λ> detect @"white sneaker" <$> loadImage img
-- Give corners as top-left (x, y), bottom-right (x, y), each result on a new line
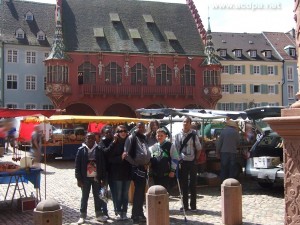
top-left (97, 215), bottom-right (108, 222)
top-left (77, 217), bottom-right (85, 224)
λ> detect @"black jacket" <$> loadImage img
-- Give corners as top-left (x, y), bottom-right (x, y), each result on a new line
top-left (75, 145), bottom-right (106, 183)
top-left (107, 138), bottom-right (131, 181)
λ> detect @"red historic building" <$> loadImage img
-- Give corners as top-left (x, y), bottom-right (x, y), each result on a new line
top-left (45, 0), bottom-right (222, 117)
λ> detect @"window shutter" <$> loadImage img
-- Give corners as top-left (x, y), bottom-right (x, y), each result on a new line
top-left (229, 84), bottom-right (234, 94)
top-left (262, 102), bottom-right (268, 106)
top-left (274, 66), bottom-right (278, 75)
top-left (217, 103), bottom-right (221, 110)
top-left (250, 65), bottom-right (253, 74)
top-left (230, 103), bottom-right (234, 110)
top-left (276, 102), bottom-right (279, 106)
top-left (242, 84), bottom-right (246, 93)
top-left (261, 65), bottom-right (266, 75)
top-left (242, 65), bottom-right (245, 74)
top-left (250, 84), bottom-right (254, 94)
top-left (229, 65), bottom-right (234, 74)
top-left (243, 103), bottom-right (247, 110)
top-left (261, 84), bottom-right (266, 94)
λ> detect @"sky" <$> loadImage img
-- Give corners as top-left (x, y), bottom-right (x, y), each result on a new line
top-left (28, 0), bottom-right (295, 33)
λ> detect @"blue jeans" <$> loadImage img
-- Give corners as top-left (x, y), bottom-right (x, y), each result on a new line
top-left (220, 152), bottom-right (237, 181)
top-left (80, 177), bottom-right (107, 218)
top-left (112, 180), bottom-right (131, 214)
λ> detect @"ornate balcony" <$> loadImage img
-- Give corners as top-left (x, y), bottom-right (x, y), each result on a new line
top-left (81, 84), bottom-right (195, 98)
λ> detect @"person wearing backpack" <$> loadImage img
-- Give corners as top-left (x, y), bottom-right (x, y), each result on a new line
top-left (124, 122), bottom-right (151, 225)
top-left (174, 116), bottom-right (202, 212)
top-left (149, 128), bottom-right (179, 192)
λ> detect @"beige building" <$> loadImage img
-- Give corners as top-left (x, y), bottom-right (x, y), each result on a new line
top-left (212, 32), bottom-right (283, 110)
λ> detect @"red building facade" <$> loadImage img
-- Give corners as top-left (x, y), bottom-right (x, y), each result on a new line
top-left (45, 0), bottom-right (222, 117)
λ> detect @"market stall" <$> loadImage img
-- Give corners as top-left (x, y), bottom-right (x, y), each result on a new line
top-left (21, 115), bottom-right (150, 160)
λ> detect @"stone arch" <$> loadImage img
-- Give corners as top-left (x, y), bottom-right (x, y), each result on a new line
top-left (103, 104), bottom-right (136, 117)
top-left (65, 103), bottom-right (96, 115)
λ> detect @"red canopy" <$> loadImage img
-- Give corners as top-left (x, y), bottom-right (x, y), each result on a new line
top-left (0, 108), bottom-right (56, 118)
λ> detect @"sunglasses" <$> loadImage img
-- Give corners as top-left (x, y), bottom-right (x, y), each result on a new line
top-left (117, 130), bottom-right (127, 133)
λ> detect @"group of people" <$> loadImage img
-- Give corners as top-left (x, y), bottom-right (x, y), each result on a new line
top-left (75, 116), bottom-right (203, 225)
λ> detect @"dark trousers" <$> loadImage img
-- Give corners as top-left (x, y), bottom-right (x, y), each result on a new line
top-left (220, 152), bottom-right (237, 181)
top-left (132, 167), bottom-right (146, 218)
top-left (179, 161), bottom-right (197, 210)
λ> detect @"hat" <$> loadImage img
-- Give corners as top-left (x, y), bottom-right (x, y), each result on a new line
top-left (226, 120), bottom-right (238, 128)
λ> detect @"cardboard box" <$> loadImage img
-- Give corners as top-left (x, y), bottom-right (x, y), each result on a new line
top-left (18, 197), bottom-right (36, 212)
top-left (253, 157), bottom-right (280, 169)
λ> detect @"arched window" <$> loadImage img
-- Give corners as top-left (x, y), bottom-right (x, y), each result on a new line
top-left (156, 64), bottom-right (172, 86)
top-left (78, 62), bottom-right (96, 84)
top-left (131, 63), bottom-right (147, 85)
top-left (180, 65), bottom-right (195, 86)
top-left (104, 62), bottom-right (122, 84)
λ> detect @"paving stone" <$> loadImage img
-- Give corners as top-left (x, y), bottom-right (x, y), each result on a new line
top-left (0, 150), bottom-right (284, 224)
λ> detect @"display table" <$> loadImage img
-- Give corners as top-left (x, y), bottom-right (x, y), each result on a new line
top-left (0, 168), bottom-right (42, 207)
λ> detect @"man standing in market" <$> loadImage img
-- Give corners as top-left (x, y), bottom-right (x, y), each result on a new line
top-left (75, 132), bottom-right (107, 224)
top-left (124, 122), bottom-right (151, 225)
top-left (174, 116), bottom-right (202, 212)
top-left (216, 120), bottom-right (240, 181)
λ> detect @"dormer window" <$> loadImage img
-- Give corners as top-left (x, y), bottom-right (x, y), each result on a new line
top-left (25, 11), bottom-right (34, 21)
top-left (219, 49), bottom-right (227, 57)
top-left (284, 45), bottom-right (296, 57)
top-left (37, 30), bottom-right (45, 41)
top-left (262, 50), bottom-right (272, 58)
top-left (15, 28), bottom-right (25, 39)
top-left (248, 50), bottom-right (257, 58)
top-left (233, 49), bottom-right (242, 58)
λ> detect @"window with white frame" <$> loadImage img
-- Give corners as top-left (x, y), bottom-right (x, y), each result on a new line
top-left (288, 85), bottom-right (294, 99)
top-left (234, 103), bottom-right (243, 111)
top-left (290, 48), bottom-right (296, 57)
top-left (25, 75), bottom-right (36, 90)
top-left (253, 66), bottom-right (260, 74)
top-left (44, 52), bottom-right (49, 59)
top-left (220, 103), bottom-right (231, 111)
top-left (15, 28), bottom-right (25, 39)
top-left (37, 31), bottom-right (45, 41)
top-left (6, 104), bottom-right (17, 109)
top-left (42, 105), bottom-right (54, 109)
top-left (287, 66), bottom-right (293, 80)
top-left (268, 85), bottom-right (275, 94)
top-left (221, 84), bottom-right (230, 93)
top-left (7, 75), bottom-right (17, 89)
top-left (268, 103), bottom-right (277, 106)
top-left (253, 85), bottom-right (260, 93)
top-left (222, 65), bottom-right (229, 74)
top-left (25, 11), bottom-right (34, 21)
top-left (234, 65), bottom-right (242, 74)
top-left (250, 50), bottom-right (257, 58)
top-left (25, 104), bottom-right (36, 109)
top-left (26, 51), bottom-right (36, 64)
top-left (234, 84), bottom-right (242, 93)
top-left (234, 50), bottom-right (242, 57)
top-left (267, 66), bottom-right (274, 75)
top-left (220, 49), bottom-right (227, 57)
top-left (7, 50), bottom-right (18, 63)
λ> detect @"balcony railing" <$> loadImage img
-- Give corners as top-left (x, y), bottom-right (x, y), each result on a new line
top-left (81, 84), bottom-right (195, 98)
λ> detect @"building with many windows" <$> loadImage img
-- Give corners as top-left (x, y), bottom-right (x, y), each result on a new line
top-left (0, 0), bottom-right (55, 109)
top-left (44, 0), bottom-right (222, 116)
top-left (263, 31), bottom-right (298, 106)
top-left (212, 32), bottom-right (283, 110)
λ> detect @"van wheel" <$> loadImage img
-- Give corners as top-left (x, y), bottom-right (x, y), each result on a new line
top-left (258, 182), bottom-right (274, 188)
